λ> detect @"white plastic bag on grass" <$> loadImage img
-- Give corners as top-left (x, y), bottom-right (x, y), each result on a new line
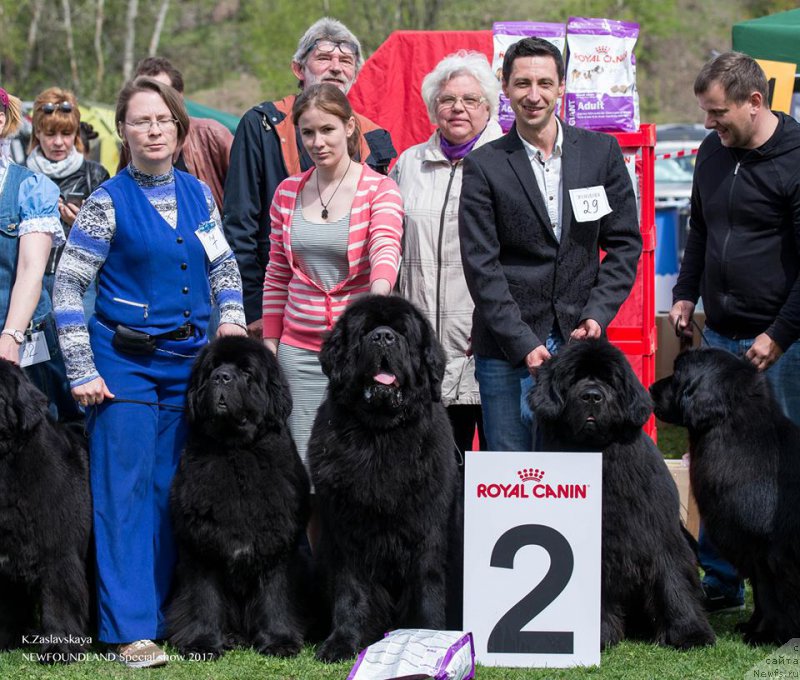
top-left (348, 629), bottom-right (475, 680)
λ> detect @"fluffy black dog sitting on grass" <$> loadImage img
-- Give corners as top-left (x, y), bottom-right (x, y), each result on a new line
top-left (529, 339), bottom-right (714, 650)
top-left (308, 296), bottom-right (459, 663)
top-left (0, 360), bottom-right (92, 663)
top-left (652, 348), bottom-right (800, 645)
top-left (168, 337), bottom-right (310, 659)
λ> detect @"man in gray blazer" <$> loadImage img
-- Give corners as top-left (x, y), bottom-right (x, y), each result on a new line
top-left (459, 37), bottom-right (642, 451)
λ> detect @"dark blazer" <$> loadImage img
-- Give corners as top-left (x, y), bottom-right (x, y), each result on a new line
top-left (459, 123), bottom-right (642, 366)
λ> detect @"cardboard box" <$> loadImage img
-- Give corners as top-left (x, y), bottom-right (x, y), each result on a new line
top-left (664, 458), bottom-right (700, 539)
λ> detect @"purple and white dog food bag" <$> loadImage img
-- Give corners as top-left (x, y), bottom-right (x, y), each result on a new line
top-left (348, 629), bottom-right (475, 680)
top-left (565, 17), bottom-right (640, 132)
top-left (492, 21), bottom-right (566, 133)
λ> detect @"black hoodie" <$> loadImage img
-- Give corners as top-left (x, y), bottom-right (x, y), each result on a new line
top-left (673, 112), bottom-right (800, 350)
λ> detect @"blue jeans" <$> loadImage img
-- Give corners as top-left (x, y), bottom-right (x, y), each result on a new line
top-left (697, 326), bottom-right (800, 599)
top-left (474, 330), bottom-right (563, 452)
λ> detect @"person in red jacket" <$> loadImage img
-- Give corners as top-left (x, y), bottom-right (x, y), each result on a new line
top-left (224, 17), bottom-right (397, 337)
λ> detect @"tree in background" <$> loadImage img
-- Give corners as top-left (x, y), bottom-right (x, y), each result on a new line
top-left (0, 0), bottom-right (794, 123)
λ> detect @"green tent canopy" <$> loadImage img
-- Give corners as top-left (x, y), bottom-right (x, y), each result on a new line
top-left (732, 9), bottom-right (800, 68)
top-left (185, 99), bottom-right (240, 133)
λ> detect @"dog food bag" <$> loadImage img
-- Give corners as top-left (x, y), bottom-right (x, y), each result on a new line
top-left (493, 21), bottom-right (566, 132)
top-left (348, 629), bottom-right (475, 680)
top-left (565, 16), bottom-right (640, 132)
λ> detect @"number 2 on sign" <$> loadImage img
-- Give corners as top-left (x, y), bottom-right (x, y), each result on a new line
top-left (487, 524), bottom-right (574, 654)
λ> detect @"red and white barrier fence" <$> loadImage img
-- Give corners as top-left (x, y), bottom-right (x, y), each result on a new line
top-left (655, 147), bottom-right (699, 161)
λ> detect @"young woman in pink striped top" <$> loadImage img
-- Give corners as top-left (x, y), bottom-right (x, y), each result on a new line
top-left (262, 83), bottom-right (403, 487)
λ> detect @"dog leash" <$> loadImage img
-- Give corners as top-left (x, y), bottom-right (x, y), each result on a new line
top-left (674, 316), bottom-right (710, 349)
top-left (82, 397), bottom-right (186, 412)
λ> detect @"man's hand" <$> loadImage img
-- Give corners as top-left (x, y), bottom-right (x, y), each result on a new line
top-left (246, 319), bottom-right (263, 340)
top-left (570, 318), bottom-right (602, 341)
top-left (746, 333), bottom-right (783, 371)
top-left (525, 345), bottom-right (551, 376)
top-left (669, 300), bottom-right (696, 341)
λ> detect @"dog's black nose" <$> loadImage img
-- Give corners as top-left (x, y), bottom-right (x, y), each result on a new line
top-left (580, 386), bottom-right (604, 404)
top-left (212, 368), bottom-right (234, 384)
top-left (369, 326), bottom-right (397, 345)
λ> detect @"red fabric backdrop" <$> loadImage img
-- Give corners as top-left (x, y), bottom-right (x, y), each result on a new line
top-left (348, 30), bottom-right (493, 158)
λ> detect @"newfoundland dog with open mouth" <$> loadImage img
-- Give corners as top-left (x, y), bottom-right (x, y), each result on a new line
top-left (529, 339), bottom-right (714, 650)
top-left (168, 336), bottom-right (310, 659)
top-left (308, 295), bottom-right (459, 663)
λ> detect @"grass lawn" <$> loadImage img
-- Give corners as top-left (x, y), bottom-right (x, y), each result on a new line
top-left (0, 604), bottom-right (778, 680)
top-left (2, 425), bottom-right (753, 679)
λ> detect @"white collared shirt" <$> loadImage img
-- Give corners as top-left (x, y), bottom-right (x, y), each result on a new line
top-left (520, 118), bottom-right (564, 242)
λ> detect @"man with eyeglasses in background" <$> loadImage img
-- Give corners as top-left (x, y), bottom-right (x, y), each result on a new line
top-left (223, 17), bottom-right (397, 338)
top-left (458, 37), bottom-right (641, 451)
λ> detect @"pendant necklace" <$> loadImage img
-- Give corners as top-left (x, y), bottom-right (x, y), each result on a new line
top-left (317, 157), bottom-right (352, 220)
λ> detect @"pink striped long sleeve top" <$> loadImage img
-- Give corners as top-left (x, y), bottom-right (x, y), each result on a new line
top-left (262, 165), bottom-right (404, 351)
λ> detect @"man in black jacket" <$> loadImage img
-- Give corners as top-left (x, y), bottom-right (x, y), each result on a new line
top-left (223, 17), bottom-right (396, 336)
top-left (458, 38), bottom-right (641, 452)
top-left (670, 51), bottom-right (800, 613)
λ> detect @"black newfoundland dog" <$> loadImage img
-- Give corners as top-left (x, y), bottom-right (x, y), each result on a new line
top-left (168, 336), bottom-right (310, 658)
top-left (308, 295), bottom-right (459, 663)
top-left (0, 360), bottom-right (92, 662)
top-left (529, 339), bottom-right (714, 650)
top-left (652, 348), bottom-right (800, 645)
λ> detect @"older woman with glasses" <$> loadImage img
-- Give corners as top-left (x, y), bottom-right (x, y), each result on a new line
top-left (53, 76), bottom-right (246, 668)
top-left (391, 51), bottom-right (502, 455)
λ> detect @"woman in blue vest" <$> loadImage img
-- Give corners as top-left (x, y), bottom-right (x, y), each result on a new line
top-left (53, 77), bottom-right (246, 669)
top-left (0, 88), bottom-right (64, 379)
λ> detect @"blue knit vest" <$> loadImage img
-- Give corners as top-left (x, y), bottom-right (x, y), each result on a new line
top-left (95, 169), bottom-right (211, 334)
top-left (0, 164), bottom-right (51, 327)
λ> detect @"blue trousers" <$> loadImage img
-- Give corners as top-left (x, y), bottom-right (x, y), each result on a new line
top-left (474, 330), bottom-right (564, 452)
top-left (87, 317), bottom-right (205, 643)
top-left (698, 326), bottom-right (800, 599)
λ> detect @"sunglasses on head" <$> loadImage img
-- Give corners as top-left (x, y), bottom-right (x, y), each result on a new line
top-left (308, 38), bottom-right (358, 57)
top-left (40, 101), bottom-right (74, 114)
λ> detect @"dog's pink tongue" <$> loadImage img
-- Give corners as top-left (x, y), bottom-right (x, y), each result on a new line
top-left (374, 372), bottom-right (396, 385)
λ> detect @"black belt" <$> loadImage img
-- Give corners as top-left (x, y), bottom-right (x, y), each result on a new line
top-left (152, 323), bottom-right (196, 341)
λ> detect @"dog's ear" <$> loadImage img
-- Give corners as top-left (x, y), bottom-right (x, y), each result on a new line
top-left (320, 311), bottom-right (358, 387)
top-left (186, 344), bottom-right (211, 425)
top-left (416, 312), bottom-right (445, 402)
top-left (262, 350), bottom-right (293, 422)
top-left (529, 359), bottom-right (566, 420)
top-left (679, 375), bottom-right (728, 430)
top-left (615, 361), bottom-right (653, 428)
top-left (14, 373), bottom-right (49, 432)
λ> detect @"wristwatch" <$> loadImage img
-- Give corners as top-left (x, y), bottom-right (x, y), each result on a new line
top-left (1, 329), bottom-right (24, 344)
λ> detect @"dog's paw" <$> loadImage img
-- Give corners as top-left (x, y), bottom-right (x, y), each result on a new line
top-left (174, 637), bottom-right (225, 661)
top-left (667, 623), bottom-right (716, 650)
top-left (743, 627), bottom-right (780, 646)
top-left (253, 632), bottom-right (302, 658)
top-left (315, 635), bottom-right (358, 664)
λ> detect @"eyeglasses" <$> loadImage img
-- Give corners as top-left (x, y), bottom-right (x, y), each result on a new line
top-left (436, 94), bottom-right (487, 111)
top-left (41, 101), bottom-right (74, 114)
top-left (124, 118), bottom-right (178, 133)
top-left (308, 38), bottom-right (358, 58)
